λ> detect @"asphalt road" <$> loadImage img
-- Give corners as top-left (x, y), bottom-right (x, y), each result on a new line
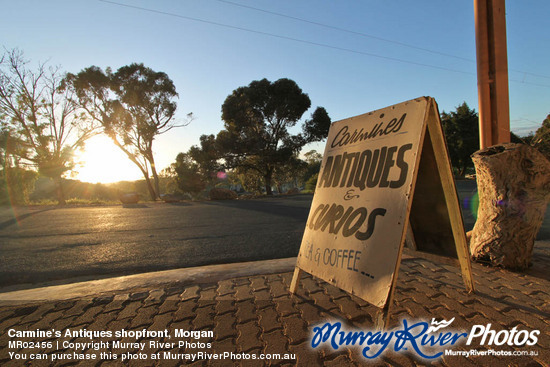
top-left (1, 181), bottom-right (549, 289)
top-left (0, 197), bottom-right (312, 288)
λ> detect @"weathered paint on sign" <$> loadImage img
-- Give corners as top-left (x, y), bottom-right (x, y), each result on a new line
top-left (296, 97), bottom-right (429, 307)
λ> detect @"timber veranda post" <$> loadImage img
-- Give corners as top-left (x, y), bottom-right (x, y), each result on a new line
top-left (474, 0), bottom-right (511, 147)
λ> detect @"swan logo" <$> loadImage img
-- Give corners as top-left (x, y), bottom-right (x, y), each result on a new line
top-left (427, 318), bottom-right (455, 333)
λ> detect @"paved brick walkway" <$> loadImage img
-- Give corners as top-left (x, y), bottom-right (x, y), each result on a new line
top-left (0, 244), bottom-right (549, 366)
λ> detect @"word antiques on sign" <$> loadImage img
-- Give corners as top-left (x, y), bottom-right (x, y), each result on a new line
top-left (291, 97), bottom-right (474, 328)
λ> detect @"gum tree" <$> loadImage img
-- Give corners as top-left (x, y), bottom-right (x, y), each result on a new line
top-left (440, 102), bottom-right (479, 177)
top-left (67, 63), bottom-right (190, 200)
top-left (0, 49), bottom-right (97, 204)
top-left (217, 78), bottom-right (331, 195)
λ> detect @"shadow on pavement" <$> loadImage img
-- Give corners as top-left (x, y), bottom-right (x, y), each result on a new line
top-left (524, 242), bottom-right (550, 282)
top-left (0, 207), bottom-right (56, 230)
top-left (202, 196), bottom-right (311, 222)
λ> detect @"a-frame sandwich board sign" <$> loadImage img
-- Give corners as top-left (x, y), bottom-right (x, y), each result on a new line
top-left (290, 97), bottom-right (474, 329)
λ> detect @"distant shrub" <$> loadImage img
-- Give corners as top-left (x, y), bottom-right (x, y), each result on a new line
top-left (29, 199), bottom-right (57, 206)
top-left (305, 173), bottom-right (318, 192)
top-left (160, 193), bottom-right (182, 203)
top-left (66, 198), bottom-right (116, 205)
top-left (285, 188), bottom-right (301, 195)
top-left (209, 188), bottom-right (237, 200)
top-left (238, 193), bottom-right (256, 200)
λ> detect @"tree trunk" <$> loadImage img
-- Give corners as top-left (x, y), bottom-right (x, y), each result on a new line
top-left (134, 163), bottom-right (156, 201)
top-left (54, 176), bottom-right (66, 206)
top-left (144, 176), bottom-right (157, 201)
top-left (459, 165), bottom-right (466, 178)
top-left (133, 162), bottom-right (156, 201)
top-left (148, 150), bottom-right (161, 200)
top-left (111, 138), bottom-right (157, 200)
top-left (469, 143), bottom-right (550, 270)
top-left (152, 168), bottom-right (160, 199)
top-left (264, 174), bottom-right (273, 196)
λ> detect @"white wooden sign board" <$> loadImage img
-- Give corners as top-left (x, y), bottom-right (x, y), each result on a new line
top-left (291, 97), bottom-right (474, 327)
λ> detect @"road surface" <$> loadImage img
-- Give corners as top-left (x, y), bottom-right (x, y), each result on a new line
top-left (1, 181), bottom-right (548, 289)
top-left (0, 197), bottom-right (311, 288)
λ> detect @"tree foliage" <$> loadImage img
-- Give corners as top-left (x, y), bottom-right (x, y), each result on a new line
top-left (302, 149), bottom-right (322, 184)
top-left (168, 135), bottom-right (222, 196)
top-left (441, 102), bottom-right (479, 177)
top-left (173, 152), bottom-right (206, 195)
top-left (303, 107), bottom-right (331, 143)
top-left (66, 63), bottom-right (189, 200)
top-left (272, 155), bottom-right (307, 193)
top-left (0, 127), bottom-right (37, 204)
top-left (305, 173), bottom-right (319, 192)
top-left (187, 134), bottom-right (221, 185)
top-left (232, 167), bottom-right (264, 194)
top-left (532, 114), bottom-right (550, 161)
top-left (216, 78), bottom-right (330, 195)
top-left (0, 49), bottom-right (97, 204)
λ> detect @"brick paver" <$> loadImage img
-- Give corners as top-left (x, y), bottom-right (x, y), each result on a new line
top-left (1, 244), bottom-right (549, 366)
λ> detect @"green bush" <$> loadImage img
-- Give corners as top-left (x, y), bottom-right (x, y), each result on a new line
top-left (209, 188), bottom-right (237, 200)
top-left (305, 173), bottom-right (318, 192)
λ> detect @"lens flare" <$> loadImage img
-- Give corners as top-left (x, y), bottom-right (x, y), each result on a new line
top-left (462, 191), bottom-right (480, 220)
top-left (469, 191), bottom-right (479, 220)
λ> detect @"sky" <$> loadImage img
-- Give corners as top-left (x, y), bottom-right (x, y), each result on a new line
top-left (2, 0), bottom-right (549, 183)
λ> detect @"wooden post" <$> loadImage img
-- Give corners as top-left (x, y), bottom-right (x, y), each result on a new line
top-left (474, 0), bottom-right (510, 148)
top-left (289, 267), bottom-right (303, 294)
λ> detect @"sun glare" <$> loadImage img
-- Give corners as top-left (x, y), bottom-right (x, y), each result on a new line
top-left (75, 135), bottom-right (142, 184)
